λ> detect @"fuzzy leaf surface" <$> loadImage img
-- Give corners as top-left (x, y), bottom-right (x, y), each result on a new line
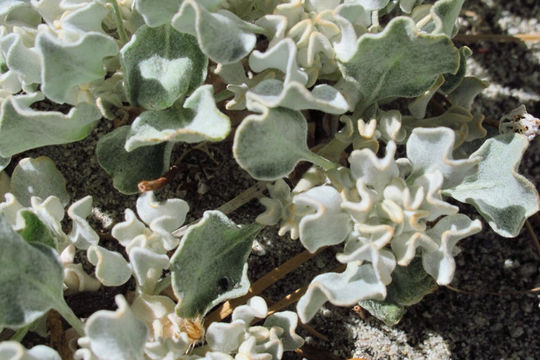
top-left (96, 126), bottom-right (173, 194)
top-left (171, 211), bottom-right (262, 317)
top-left (121, 24), bottom-right (207, 111)
top-left (339, 17), bottom-right (459, 105)
top-left (444, 134), bottom-right (540, 237)
top-left (172, 0), bottom-right (256, 64)
top-left (125, 85), bottom-right (230, 151)
top-left (0, 94), bottom-right (100, 158)
top-left (0, 215), bottom-right (65, 328)
top-left (233, 107), bottom-right (315, 180)
top-left (10, 156), bottom-right (69, 207)
top-left (37, 32), bottom-right (118, 104)
top-left (84, 295), bottom-right (147, 360)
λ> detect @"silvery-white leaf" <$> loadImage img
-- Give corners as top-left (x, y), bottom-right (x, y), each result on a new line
top-left (84, 295), bottom-right (147, 360)
top-left (129, 246), bottom-right (169, 293)
top-left (172, 0), bottom-right (256, 64)
top-left (67, 196), bottom-right (99, 250)
top-left (0, 93), bottom-right (100, 158)
top-left (263, 311), bottom-right (304, 351)
top-left (87, 245), bottom-right (132, 287)
top-left (249, 38), bottom-right (308, 85)
top-left (423, 214), bottom-right (481, 284)
top-left (124, 85), bottom-right (230, 151)
top-left (246, 79), bottom-right (348, 114)
top-left (135, 0), bottom-right (182, 26)
top-left (293, 186), bottom-right (351, 253)
top-left (444, 134), bottom-right (540, 237)
top-left (36, 31), bottom-right (118, 104)
top-left (297, 262), bottom-right (387, 323)
top-left (10, 156), bottom-right (69, 207)
top-left (349, 141), bottom-right (399, 193)
top-left (136, 191), bottom-right (188, 231)
top-left (0, 341), bottom-right (61, 360)
top-left (407, 127), bottom-right (480, 188)
top-left (111, 209), bottom-right (146, 248)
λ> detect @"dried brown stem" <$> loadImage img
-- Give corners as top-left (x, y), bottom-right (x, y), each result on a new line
top-left (454, 33), bottom-right (540, 43)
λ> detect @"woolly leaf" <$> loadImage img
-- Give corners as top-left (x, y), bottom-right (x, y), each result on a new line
top-left (10, 156), bottom-right (69, 207)
top-left (246, 79), bottom-right (349, 114)
top-left (171, 211), bottom-right (262, 318)
top-left (87, 245), bottom-right (132, 287)
top-left (84, 295), bottom-right (147, 360)
top-left (96, 126), bottom-right (173, 194)
top-left (37, 31), bottom-right (118, 104)
top-left (134, 0), bottom-right (182, 26)
top-left (407, 127), bottom-right (479, 188)
top-left (121, 24), bottom-right (207, 111)
top-left (0, 215), bottom-right (67, 329)
top-left (172, 0), bottom-right (256, 64)
top-left (444, 134), bottom-right (540, 237)
top-left (297, 262), bottom-right (388, 323)
top-left (125, 85), bottom-right (230, 151)
top-left (234, 107), bottom-right (327, 180)
top-left (0, 94), bottom-right (100, 158)
top-left (0, 342), bottom-right (61, 360)
top-left (440, 46), bottom-right (472, 94)
top-left (339, 17), bottom-right (459, 105)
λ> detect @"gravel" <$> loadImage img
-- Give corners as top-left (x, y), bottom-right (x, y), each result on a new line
top-left (11, 1), bottom-right (540, 359)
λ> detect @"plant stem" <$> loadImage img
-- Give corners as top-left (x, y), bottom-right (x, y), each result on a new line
top-left (154, 274), bottom-right (172, 295)
top-left (108, 0), bottom-right (128, 44)
top-left (214, 89), bottom-right (234, 103)
top-left (304, 151), bottom-right (340, 171)
top-left (10, 324), bottom-right (31, 342)
top-left (55, 301), bottom-right (85, 337)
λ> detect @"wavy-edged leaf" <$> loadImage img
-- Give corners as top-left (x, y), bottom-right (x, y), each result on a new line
top-left (0, 342), bottom-right (61, 360)
top-left (171, 211), bottom-right (262, 318)
top-left (96, 126), bottom-right (173, 194)
top-left (67, 196), bottom-right (99, 250)
top-left (0, 215), bottom-right (67, 329)
top-left (134, 0), bottom-right (182, 27)
top-left (444, 134), bottom-right (540, 237)
top-left (37, 31), bottom-right (118, 104)
top-left (125, 85), bottom-right (230, 151)
top-left (420, 0), bottom-right (464, 37)
top-left (10, 156), bottom-right (69, 207)
top-left (246, 79), bottom-right (349, 114)
top-left (0, 93), bottom-right (100, 158)
top-left (297, 262), bottom-right (388, 323)
top-left (234, 107), bottom-right (327, 180)
top-left (84, 295), bottom-right (147, 360)
top-left (440, 46), bottom-right (472, 95)
top-left (172, 0), bottom-right (256, 64)
top-left (120, 24), bottom-right (207, 111)
top-left (407, 127), bottom-right (480, 188)
top-left (87, 245), bottom-right (132, 287)
top-left (339, 17), bottom-right (459, 105)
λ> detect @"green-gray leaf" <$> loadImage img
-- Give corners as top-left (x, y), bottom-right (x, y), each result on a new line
top-left (0, 94), bottom-right (100, 158)
top-left (234, 107), bottom-right (330, 180)
top-left (19, 211), bottom-right (56, 249)
top-left (96, 126), bottom-right (173, 194)
top-left (339, 17), bottom-right (459, 105)
top-left (359, 258), bottom-right (437, 326)
top-left (120, 24), bottom-right (207, 111)
top-left (171, 211), bottom-right (262, 318)
top-left (444, 134), bottom-right (540, 237)
top-left (37, 32), bottom-right (118, 104)
top-left (0, 215), bottom-right (64, 328)
top-left (125, 85), bottom-right (230, 151)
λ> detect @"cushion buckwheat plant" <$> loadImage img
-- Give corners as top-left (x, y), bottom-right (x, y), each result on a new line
top-left (0, 0), bottom-right (538, 358)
